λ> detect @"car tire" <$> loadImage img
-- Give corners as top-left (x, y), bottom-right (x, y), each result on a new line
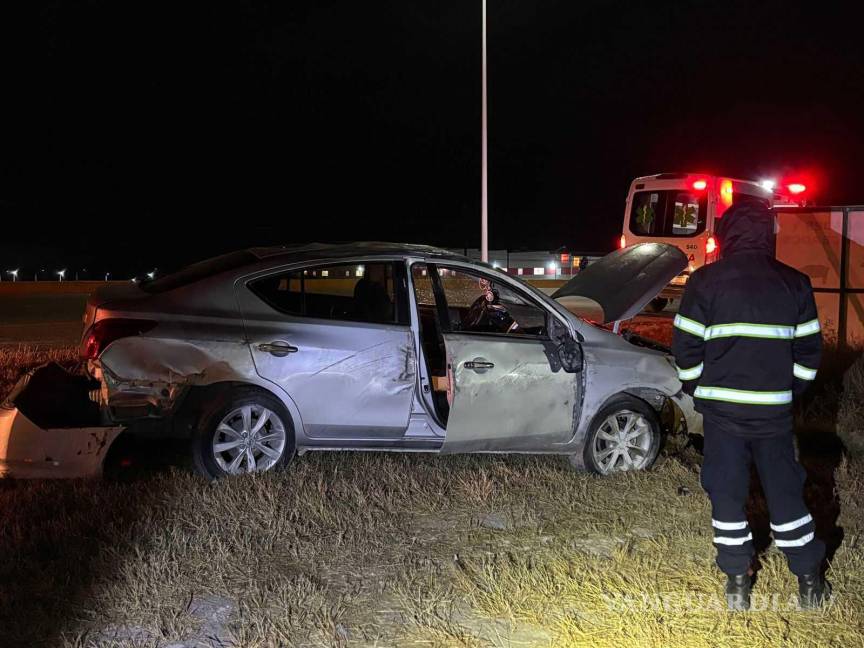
top-left (579, 395), bottom-right (662, 475)
top-left (191, 387), bottom-right (295, 479)
top-left (648, 297), bottom-right (668, 313)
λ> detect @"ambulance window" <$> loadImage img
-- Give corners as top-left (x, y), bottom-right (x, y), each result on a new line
top-left (632, 193), bottom-right (660, 235)
top-left (629, 190), bottom-right (707, 237)
top-left (672, 193), bottom-right (700, 234)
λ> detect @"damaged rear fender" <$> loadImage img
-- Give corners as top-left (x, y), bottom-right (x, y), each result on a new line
top-left (166, 380), bottom-right (305, 441)
top-left (94, 336), bottom-right (262, 417)
top-left (94, 337), bottom-right (308, 440)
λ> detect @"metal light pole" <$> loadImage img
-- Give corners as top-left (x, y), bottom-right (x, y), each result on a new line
top-left (480, 0), bottom-right (488, 262)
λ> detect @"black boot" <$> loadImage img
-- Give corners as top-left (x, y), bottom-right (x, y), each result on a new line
top-left (725, 574), bottom-right (751, 611)
top-left (798, 573), bottom-right (831, 609)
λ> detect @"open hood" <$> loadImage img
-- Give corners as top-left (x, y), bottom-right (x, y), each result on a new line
top-left (552, 243), bottom-right (687, 323)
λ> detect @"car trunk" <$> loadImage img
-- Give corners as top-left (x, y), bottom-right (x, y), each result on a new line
top-left (82, 283), bottom-right (149, 339)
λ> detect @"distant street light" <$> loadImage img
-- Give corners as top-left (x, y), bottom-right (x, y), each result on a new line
top-left (57, 269), bottom-right (66, 282)
top-left (105, 272), bottom-right (111, 281)
top-left (146, 270), bottom-right (156, 280)
top-left (6, 269), bottom-right (19, 282)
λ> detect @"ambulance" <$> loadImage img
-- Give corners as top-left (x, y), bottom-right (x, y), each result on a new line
top-left (620, 172), bottom-right (806, 310)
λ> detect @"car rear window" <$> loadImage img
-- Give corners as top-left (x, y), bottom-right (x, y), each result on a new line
top-left (249, 261), bottom-right (410, 325)
top-left (141, 250), bottom-right (257, 293)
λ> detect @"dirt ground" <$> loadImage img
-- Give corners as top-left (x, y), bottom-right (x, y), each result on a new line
top-left (1, 320), bottom-right (862, 646)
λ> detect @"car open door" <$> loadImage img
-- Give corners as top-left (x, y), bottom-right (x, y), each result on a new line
top-left (426, 264), bottom-right (581, 454)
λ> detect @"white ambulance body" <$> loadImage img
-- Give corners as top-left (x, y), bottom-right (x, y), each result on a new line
top-left (620, 172), bottom-right (801, 306)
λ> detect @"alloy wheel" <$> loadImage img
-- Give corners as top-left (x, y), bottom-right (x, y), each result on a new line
top-left (212, 405), bottom-right (287, 474)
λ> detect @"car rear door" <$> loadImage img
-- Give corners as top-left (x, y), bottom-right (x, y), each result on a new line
top-left (424, 264), bottom-right (580, 453)
top-left (235, 260), bottom-right (416, 440)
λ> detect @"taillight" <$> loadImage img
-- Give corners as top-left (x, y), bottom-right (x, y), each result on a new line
top-left (619, 234), bottom-right (627, 249)
top-left (788, 183), bottom-right (806, 195)
top-left (80, 318), bottom-right (157, 360)
top-left (706, 235), bottom-right (718, 255)
top-left (692, 179), bottom-right (707, 191)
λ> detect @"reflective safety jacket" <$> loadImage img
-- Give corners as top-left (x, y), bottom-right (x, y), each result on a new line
top-left (672, 201), bottom-right (822, 437)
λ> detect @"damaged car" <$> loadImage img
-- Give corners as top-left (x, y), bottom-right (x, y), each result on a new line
top-left (67, 242), bottom-right (700, 479)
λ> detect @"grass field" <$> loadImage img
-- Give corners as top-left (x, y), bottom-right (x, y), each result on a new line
top-left (1, 334), bottom-right (862, 646)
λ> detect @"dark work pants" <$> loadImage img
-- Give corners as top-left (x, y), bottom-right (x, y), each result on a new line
top-left (700, 416), bottom-right (826, 576)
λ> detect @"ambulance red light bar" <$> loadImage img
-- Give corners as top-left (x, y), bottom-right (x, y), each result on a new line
top-left (692, 179), bottom-right (708, 191)
top-left (787, 183), bottom-right (807, 195)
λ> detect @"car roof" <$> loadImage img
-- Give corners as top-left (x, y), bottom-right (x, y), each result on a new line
top-left (140, 243), bottom-right (477, 295)
top-left (248, 242), bottom-right (472, 264)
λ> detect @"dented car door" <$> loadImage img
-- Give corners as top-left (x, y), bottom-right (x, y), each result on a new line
top-left (236, 261), bottom-right (416, 440)
top-left (429, 265), bottom-right (580, 453)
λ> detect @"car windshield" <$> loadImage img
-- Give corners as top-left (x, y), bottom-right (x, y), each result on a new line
top-left (480, 266), bottom-right (582, 324)
top-left (630, 190), bottom-right (708, 237)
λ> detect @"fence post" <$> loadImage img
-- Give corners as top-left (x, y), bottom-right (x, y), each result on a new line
top-left (839, 207), bottom-right (850, 349)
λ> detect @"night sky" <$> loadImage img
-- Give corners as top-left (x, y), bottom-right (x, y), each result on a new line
top-left (3, 1), bottom-right (863, 277)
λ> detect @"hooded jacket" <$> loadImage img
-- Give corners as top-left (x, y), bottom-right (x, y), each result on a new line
top-left (671, 200), bottom-right (821, 436)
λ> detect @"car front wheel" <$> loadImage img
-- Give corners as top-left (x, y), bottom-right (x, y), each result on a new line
top-left (192, 388), bottom-right (295, 479)
top-left (581, 396), bottom-right (661, 475)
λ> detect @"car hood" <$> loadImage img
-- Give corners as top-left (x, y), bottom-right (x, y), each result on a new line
top-left (551, 243), bottom-right (687, 323)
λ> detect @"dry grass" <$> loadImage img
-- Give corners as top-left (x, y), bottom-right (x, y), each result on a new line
top-left (1, 339), bottom-right (863, 646)
top-left (1, 450), bottom-right (860, 647)
top-left (0, 344), bottom-right (79, 400)
top-left (838, 353), bottom-right (864, 456)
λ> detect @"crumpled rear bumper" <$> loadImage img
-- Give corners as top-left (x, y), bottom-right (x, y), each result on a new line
top-left (0, 407), bottom-right (122, 478)
top-left (0, 363), bottom-right (124, 479)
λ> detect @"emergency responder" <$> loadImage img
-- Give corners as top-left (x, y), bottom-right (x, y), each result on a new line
top-left (672, 200), bottom-right (828, 611)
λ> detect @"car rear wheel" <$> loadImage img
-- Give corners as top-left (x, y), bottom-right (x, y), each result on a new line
top-left (581, 396), bottom-right (661, 475)
top-left (191, 388), bottom-right (295, 479)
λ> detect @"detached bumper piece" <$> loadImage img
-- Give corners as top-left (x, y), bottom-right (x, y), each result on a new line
top-left (0, 363), bottom-right (123, 479)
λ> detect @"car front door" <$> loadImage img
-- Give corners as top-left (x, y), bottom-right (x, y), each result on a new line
top-left (236, 260), bottom-right (416, 440)
top-left (423, 264), bottom-right (581, 453)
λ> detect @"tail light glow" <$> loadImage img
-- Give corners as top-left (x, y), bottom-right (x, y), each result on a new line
top-left (619, 234), bottom-right (627, 249)
top-left (81, 318), bottom-right (157, 360)
top-left (706, 235), bottom-right (718, 255)
top-left (692, 179), bottom-right (707, 191)
top-left (720, 179), bottom-right (734, 209)
top-left (788, 183), bottom-right (807, 195)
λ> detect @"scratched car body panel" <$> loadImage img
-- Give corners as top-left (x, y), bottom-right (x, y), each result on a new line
top-left (441, 334), bottom-right (578, 453)
top-left (76, 242), bottom-right (701, 477)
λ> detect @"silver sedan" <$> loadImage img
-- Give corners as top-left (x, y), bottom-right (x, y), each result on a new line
top-left (80, 242), bottom-right (700, 478)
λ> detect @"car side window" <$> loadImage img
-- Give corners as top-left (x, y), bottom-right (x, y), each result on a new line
top-left (435, 266), bottom-right (548, 337)
top-left (250, 262), bottom-right (407, 325)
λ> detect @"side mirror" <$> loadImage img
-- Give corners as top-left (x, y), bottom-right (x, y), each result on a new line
top-left (550, 317), bottom-right (583, 374)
